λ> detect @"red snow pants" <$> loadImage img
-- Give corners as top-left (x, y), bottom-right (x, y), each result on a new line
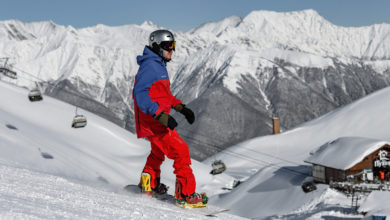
top-left (143, 129), bottom-right (196, 196)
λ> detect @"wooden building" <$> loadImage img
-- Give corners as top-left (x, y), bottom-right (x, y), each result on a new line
top-left (305, 137), bottom-right (390, 184)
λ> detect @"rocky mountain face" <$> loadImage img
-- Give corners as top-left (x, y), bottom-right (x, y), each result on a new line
top-left (1, 10), bottom-right (390, 160)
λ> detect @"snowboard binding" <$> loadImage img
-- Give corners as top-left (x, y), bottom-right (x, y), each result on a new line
top-left (174, 180), bottom-right (208, 208)
top-left (139, 172), bottom-right (168, 196)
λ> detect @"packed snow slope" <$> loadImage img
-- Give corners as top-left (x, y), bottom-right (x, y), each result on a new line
top-left (0, 80), bottom-right (241, 219)
top-left (0, 164), bottom-right (246, 220)
top-left (206, 85), bottom-right (390, 219)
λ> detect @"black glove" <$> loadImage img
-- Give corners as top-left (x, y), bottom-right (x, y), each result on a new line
top-left (174, 104), bottom-right (195, 124)
top-left (154, 112), bottom-right (177, 130)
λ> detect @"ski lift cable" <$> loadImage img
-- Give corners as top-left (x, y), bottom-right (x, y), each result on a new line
top-left (5, 66), bottom-right (87, 115)
top-left (14, 64), bottom-right (134, 114)
top-left (5, 70), bottom-right (54, 97)
top-left (178, 132), bottom-right (310, 178)
top-left (12, 66), bottom-right (64, 91)
top-left (183, 132), bottom-right (310, 177)
top-left (178, 132), bottom-right (306, 177)
top-left (185, 128), bottom-right (303, 167)
top-left (220, 149), bottom-right (310, 177)
top-left (9, 71), bottom-right (40, 84)
top-left (10, 65), bottom-right (128, 116)
top-left (12, 66), bottom-right (57, 86)
top-left (12, 67), bottom-right (87, 100)
top-left (7, 62), bottom-right (309, 177)
top-left (213, 143), bottom-right (310, 177)
top-left (178, 127), bottom-right (303, 167)
top-left (12, 66), bottom-right (44, 82)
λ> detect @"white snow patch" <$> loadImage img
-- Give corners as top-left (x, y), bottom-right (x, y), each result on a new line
top-left (359, 191), bottom-right (390, 217)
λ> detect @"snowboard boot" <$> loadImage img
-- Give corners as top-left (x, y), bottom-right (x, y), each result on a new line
top-left (174, 180), bottom-right (208, 208)
top-left (139, 172), bottom-right (168, 196)
top-left (152, 177), bottom-right (168, 195)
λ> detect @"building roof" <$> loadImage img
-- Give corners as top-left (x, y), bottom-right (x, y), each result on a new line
top-left (304, 136), bottom-right (389, 170)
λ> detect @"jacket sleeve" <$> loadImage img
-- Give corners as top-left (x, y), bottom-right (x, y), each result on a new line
top-left (171, 95), bottom-right (182, 107)
top-left (133, 65), bottom-right (161, 116)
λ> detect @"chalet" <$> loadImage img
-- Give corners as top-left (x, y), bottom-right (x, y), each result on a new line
top-left (304, 137), bottom-right (390, 184)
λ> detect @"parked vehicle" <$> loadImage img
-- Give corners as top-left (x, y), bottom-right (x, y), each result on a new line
top-left (301, 177), bottom-right (317, 193)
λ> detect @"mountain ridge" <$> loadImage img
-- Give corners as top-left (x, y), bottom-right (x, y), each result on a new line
top-left (1, 9), bottom-right (390, 159)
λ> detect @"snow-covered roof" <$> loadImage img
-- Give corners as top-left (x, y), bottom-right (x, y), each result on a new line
top-left (304, 137), bottom-right (390, 170)
top-left (359, 191), bottom-right (390, 217)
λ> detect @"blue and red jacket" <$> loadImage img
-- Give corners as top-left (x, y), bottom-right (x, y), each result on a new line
top-left (133, 46), bottom-right (182, 138)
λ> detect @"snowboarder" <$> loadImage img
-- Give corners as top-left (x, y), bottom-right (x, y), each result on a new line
top-left (132, 29), bottom-right (207, 207)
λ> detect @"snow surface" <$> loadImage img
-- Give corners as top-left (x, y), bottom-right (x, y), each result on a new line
top-left (0, 164), bottom-right (245, 220)
top-left (1, 63), bottom-right (389, 219)
top-left (206, 84), bottom-right (390, 218)
top-left (359, 191), bottom-right (390, 218)
top-left (305, 136), bottom-right (390, 170)
top-left (0, 80), bottom-right (241, 219)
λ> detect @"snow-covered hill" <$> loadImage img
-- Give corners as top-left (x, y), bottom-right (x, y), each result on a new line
top-left (206, 81), bottom-right (390, 218)
top-left (1, 63), bottom-right (390, 218)
top-left (1, 10), bottom-right (390, 160)
top-left (0, 80), bottom-right (241, 219)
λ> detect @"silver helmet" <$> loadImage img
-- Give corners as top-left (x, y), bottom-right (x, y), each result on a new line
top-left (149, 30), bottom-right (175, 48)
top-left (149, 30), bottom-right (175, 61)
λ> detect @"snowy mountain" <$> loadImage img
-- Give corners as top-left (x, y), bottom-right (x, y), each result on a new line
top-left (1, 9), bottom-right (390, 160)
top-left (171, 10), bottom-right (390, 159)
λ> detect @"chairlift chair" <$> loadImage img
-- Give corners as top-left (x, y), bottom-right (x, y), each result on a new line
top-left (72, 114), bottom-right (87, 128)
top-left (28, 88), bottom-right (43, 101)
top-left (210, 160), bottom-right (226, 175)
top-left (71, 107), bottom-right (87, 128)
top-left (0, 67), bottom-right (17, 79)
top-left (0, 58), bottom-right (17, 79)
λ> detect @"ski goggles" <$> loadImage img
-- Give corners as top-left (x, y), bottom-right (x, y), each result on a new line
top-left (160, 41), bottom-right (175, 51)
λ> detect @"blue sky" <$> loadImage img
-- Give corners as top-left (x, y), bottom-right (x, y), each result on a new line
top-left (0, 0), bottom-right (389, 31)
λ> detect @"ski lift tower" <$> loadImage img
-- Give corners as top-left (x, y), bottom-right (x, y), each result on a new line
top-left (0, 57), bottom-right (17, 79)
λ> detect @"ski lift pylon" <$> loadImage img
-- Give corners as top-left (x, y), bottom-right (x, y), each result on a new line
top-left (71, 107), bottom-right (87, 128)
top-left (210, 160), bottom-right (226, 175)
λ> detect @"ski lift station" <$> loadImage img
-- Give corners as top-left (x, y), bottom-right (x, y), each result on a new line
top-left (305, 137), bottom-right (390, 185)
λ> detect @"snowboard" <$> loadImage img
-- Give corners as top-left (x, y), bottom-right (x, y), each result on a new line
top-left (123, 184), bottom-right (175, 202)
top-left (123, 184), bottom-right (229, 217)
